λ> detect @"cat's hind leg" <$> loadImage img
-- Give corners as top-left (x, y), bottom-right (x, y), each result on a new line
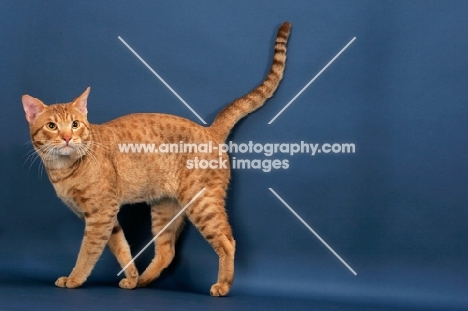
top-left (182, 186), bottom-right (235, 297)
top-left (137, 199), bottom-right (184, 287)
top-left (107, 220), bottom-right (139, 289)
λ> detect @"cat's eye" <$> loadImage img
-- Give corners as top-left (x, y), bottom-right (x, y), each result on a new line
top-left (46, 122), bottom-right (57, 130)
top-left (72, 120), bottom-right (79, 129)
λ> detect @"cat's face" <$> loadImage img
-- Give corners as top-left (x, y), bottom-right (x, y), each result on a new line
top-left (22, 88), bottom-right (92, 161)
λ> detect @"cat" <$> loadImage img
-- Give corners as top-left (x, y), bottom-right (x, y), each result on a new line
top-left (21, 22), bottom-right (290, 296)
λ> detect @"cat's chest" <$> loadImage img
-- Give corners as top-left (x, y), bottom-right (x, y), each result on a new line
top-left (53, 183), bottom-right (85, 219)
top-left (64, 197), bottom-right (84, 219)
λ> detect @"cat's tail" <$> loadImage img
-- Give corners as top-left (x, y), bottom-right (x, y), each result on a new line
top-left (210, 22), bottom-right (291, 141)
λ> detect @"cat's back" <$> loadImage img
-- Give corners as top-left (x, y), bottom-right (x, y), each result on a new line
top-left (101, 113), bottom-right (216, 144)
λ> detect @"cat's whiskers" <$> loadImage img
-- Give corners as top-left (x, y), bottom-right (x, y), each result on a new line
top-left (23, 140), bottom-right (56, 178)
top-left (24, 145), bottom-right (41, 162)
top-left (69, 141), bottom-right (105, 171)
top-left (38, 143), bottom-right (57, 177)
top-left (26, 136), bottom-right (105, 174)
top-left (77, 142), bottom-right (102, 173)
top-left (86, 139), bottom-right (110, 151)
top-left (24, 150), bottom-right (44, 177)
top-left (88, 130), bottom-right (112, 151)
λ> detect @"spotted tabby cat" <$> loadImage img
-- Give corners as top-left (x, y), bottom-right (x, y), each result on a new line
top-left (22, 22), bottom-right (290, 296)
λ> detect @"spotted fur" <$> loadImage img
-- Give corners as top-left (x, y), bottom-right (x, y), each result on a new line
top-left (22, 22), bottom-right (290, 296)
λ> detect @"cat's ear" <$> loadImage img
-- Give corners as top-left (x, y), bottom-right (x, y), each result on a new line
top-left (22, 95), bottom-right (47, 124)
top-left (71, 87), bottom-right (90, 115)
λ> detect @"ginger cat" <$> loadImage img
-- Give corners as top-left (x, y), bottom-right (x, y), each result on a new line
top-left (21, 22), bottom-right (290, 296)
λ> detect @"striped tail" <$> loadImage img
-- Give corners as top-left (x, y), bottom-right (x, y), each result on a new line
top-left (210, 22), bottom-right (291, 141)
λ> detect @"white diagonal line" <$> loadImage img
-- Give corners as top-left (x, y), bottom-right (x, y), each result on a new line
top-left (118, 36), bottom-right (207, 124)
top-left (268, 37), bottom-right (356, 124)
top-left (117, 188), bottom-right (206, 276)
top-left (268, 188), bottom-right (357, 275)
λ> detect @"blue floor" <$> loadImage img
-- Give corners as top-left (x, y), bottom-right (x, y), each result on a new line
top-left (1, 233), bottom-right (467, 310)
top-left (2, 264), bottom-right (467, 311)
top-left (0, 279), bottom-right (437, 311)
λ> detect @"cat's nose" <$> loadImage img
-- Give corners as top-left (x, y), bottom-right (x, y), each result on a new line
top-left (63, 136), bottom-right (72, 144)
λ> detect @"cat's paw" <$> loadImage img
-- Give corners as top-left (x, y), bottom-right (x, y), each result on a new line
top-left (210, 282), bottom-right (231, 297)
top-left (119, 278), bottom-right (137, 290)
top-left (55, 276), bottom-right (83, 288)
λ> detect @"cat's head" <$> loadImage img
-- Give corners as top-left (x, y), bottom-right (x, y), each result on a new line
top-left (22, 87), bottom-right (92, 162)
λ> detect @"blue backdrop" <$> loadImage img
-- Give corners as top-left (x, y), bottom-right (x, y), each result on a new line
top-left (1, 1), bottom-right (467, 310)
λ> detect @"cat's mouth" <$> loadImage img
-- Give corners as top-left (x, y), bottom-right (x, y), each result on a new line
top-left (57, 145), bottom-right (75, 156)
top-left (57, 145), bottom-right (76, 156)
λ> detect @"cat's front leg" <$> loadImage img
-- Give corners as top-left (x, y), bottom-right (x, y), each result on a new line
top-left (55, 202), bottom-right (118, 289)
top-left (107, 220), bottom-right (139, 289)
